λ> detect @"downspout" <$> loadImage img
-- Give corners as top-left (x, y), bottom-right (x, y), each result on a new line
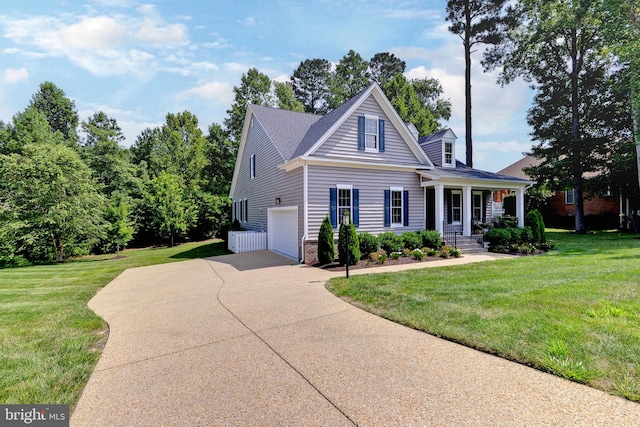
top-left (300, 163), bottom-right (309, 263)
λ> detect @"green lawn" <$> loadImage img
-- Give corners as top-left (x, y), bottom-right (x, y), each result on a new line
top-left (327, 230), bottom-right (640, 402)
top-left (0, 240), bottom-right (230, 408)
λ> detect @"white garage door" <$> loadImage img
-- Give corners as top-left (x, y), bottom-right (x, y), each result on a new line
top-left (268, 207), bottom-right (298, 260)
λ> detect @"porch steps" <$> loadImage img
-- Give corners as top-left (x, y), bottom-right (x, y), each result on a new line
top-left (444, 234), bottom-right (488, 254)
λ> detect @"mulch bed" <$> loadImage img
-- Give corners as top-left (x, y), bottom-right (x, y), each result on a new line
top-left (315, 255), bottom-right (454, 272)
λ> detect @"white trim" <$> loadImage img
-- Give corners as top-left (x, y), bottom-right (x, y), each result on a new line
top-left (451, 190), bottom-right (462, 225)
top-left (390, 186), bottom-right (404, 227)
top-left (302, 84), bottom-right (433, 167)
top-left (267, 206), bottom-right (299, 260)
top-left (303, 164), bottom-right (309, 240)
top-left (280, 156), bottom-right (432, 173)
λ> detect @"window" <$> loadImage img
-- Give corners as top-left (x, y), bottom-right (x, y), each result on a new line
top-left (250, 154), bottom-right (256, 179)
top-left (338, 186), bottom-right (352, 221)
top-left (444, 142), bottom-right (453, 166)
top-left (365, 117), bottom-right (378, 150)
top-left (358, 116), bottom-right (385, 152)
top-left (565, 188), bottom-right (575, 204)
top-left (385, 188), bottom-right (409, 227)
top-left (391, 188), bottom-right (403, 225)
top-left (330, 186), bottom-right (359, 227)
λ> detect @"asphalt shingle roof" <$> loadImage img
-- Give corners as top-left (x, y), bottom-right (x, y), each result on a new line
top-left (420, 166), bottom-right (533, 183)
top-left (249, 104), bottom-right (322, 160)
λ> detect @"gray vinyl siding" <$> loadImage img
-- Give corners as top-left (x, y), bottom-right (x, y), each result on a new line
top-left (307, 164), bottom-right (424, 239)
top-left (231, 114), bottom-right (304, 256)
top-left (312, 98), bottom-right (422, 165)
top-left (420, 141), bottom-right (442, 166)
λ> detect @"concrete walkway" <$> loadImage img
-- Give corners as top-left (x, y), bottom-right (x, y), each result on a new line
top-left (72, 252), bottom-right (640, 426)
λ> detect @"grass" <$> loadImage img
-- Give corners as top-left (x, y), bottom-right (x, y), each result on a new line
top-left (0, 240), bottom-right (230, 408)
top-left (327, 230), bottom-right (640, 402)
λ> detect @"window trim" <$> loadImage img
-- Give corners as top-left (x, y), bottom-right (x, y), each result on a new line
top-left (390, 186), bottom-right (403, 227)
top-left (337, 184), bottom-right (353, 223)
top-left (364, 114), bottom-right (379, 152)
top-left (443, 141), bottom-right (454, 167)
top-left (565, 188), bottom-right (575, 205)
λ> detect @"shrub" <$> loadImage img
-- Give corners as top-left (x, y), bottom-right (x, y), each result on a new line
top-left (439, 245), bottom-right (453, 258)
top-left (449, 247), bottom-right (462, 258)
top-left (358, 232), bottom-right (379, 259)
top-left (402, 248), bottom-right (412, 257)
top-left (423, 247), bottom-right (438, 257)
top-left (526, 209), bottom-right (546, 243)
top-left (379, 232), bottom-right (403, 253)
top-left (412, 249), bottom-right (425, 260)
top-left (338, 218), bottom-right (360, 266)
top-left (535, 209), bottom-right (546, 243)
top-left (485, 228), bottom-right (512, 248)
top-left (390, 252), bottom-right (402, 260)
top-left (400, 231), bottom-right (422, 250)
top-left (369, 250), bottom-right (387, 264)
top-left (317, 215), bottom-right (335, 264)
top-left (493, 215), bottom-right (518, 229)
top-left (419, 230), bottom-right (442, 249)
top-left (514, 227), bottom-right (533, 244)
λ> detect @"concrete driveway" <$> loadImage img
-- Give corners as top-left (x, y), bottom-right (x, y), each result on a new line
top-left (72, 251), bottom-right (640, 426)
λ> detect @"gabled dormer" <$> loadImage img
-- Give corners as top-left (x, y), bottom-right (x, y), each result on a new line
top-left (418, 129), bottom-right (457, 168)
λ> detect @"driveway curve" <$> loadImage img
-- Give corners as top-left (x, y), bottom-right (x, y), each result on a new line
top-left (72, 251), bottom-right (640, 426)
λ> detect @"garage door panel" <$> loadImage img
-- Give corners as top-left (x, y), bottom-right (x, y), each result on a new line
top-left (268, 207), bottom-right (298, 260)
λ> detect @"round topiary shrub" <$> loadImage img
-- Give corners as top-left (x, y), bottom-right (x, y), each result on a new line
top-left (400, 231), bottom-right (422, 250)
top-left (378, 232), bottom-right (403, 253)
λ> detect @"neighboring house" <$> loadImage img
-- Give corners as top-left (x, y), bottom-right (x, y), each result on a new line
top-left (498, 155), bottom-right (630, 229)
top-left (229, 83), bottom-right (533, 262)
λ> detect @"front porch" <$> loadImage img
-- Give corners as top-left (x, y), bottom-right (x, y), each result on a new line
top-left (418, 169), bottom-right (532, 239)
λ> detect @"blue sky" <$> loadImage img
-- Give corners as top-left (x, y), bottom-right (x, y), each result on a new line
top-left (0, 0), bottom-right (534, 172)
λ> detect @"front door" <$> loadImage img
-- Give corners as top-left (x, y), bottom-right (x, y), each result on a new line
top-left (451, 190), bottom-right (462, 225)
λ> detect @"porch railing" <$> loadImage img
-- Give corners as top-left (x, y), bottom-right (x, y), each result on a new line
top-left (442, 222), bottom-right (461, 249)
top-left (472, 219), bottom-right (489, 246)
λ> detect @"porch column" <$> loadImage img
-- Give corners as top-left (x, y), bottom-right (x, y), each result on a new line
top-left (463, 185), bottom-right (472, 236)
top-left (434, 183), bottom-right (444, 236)
top-left (516, 187), bottom-right (525, 227)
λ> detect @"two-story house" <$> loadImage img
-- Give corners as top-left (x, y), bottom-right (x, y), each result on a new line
top-left (229, 83), bottom-right (532, 262)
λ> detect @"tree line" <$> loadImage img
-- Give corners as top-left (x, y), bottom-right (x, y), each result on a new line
top-left (446, 0), bottom-right (639, 233)
top-left (0, 50), bottom-right (452, 266)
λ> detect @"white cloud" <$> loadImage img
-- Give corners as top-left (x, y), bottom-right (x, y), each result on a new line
top-left (135, 5), bottom-right (188, 45)
top-left (59, 16), bottom-right (128, 50)
top-left (2, 68), bottom-right (28, 84)
top-left (177, 81), bottom-right (233, 103)
top-left (238, 16), bottom-right (256, 26)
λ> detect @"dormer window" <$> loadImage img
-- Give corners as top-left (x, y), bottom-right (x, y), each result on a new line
top-left (444, 141), bottom-right (453, 167)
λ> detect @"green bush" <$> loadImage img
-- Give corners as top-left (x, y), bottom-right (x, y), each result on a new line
top-left (493, 215), bottom-right (518, 229)
top-left (318, 215), bottom-right (335, 264)
top-left (535, 209), bottom-right (546, 243)
top-left (514, 227), bottom-right (533, 244)
top-left (418, 230), bottom-right (442, 249)
top-left (526, 209), bottom-right (546, 243)
top-left (370, 249), bottom-right (387, 264)
top-left (379, 232), bottom-right (403, 253)
top-left (400, 231), bottom-right (422, 250)
top-left (390, 251), bottom-right (401, 260)
top-left (338, 220), bottom-right (360, 266)
top-left (412, 249), bottom-right (425, 260)
top-left (485, 228), bottom-right (512, 247)
top-left (358, 232), bottom-right (379, 259)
